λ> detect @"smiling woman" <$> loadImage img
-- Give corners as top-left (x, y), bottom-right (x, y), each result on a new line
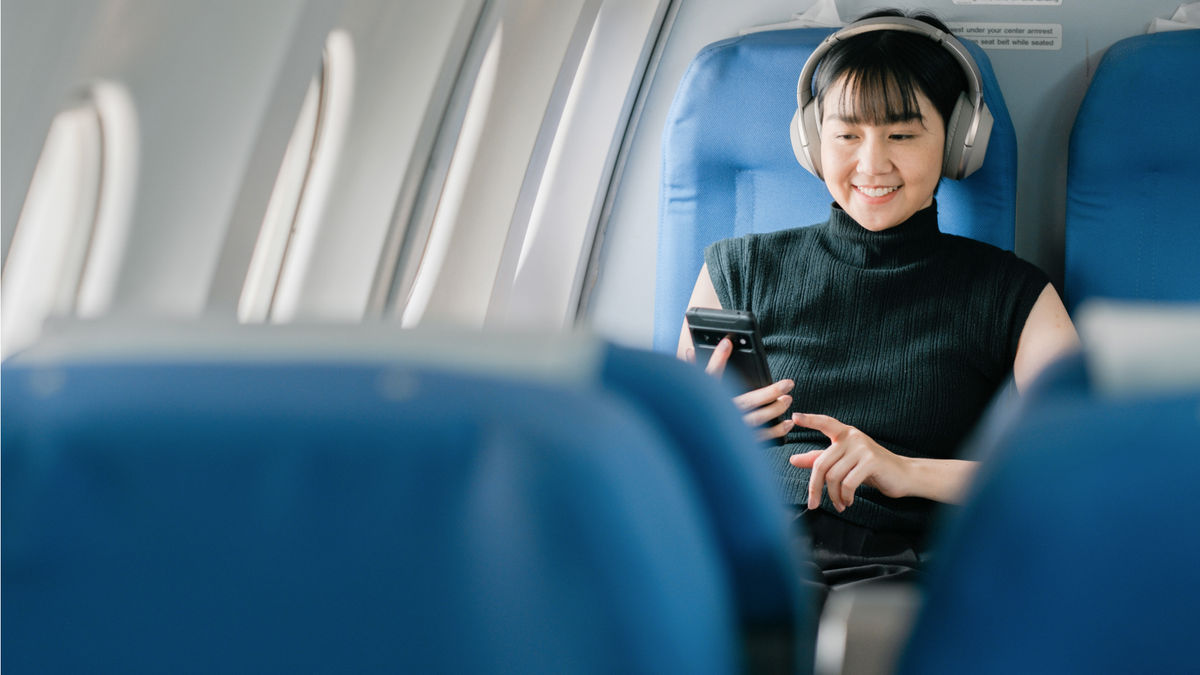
top-left (678, 9), bottom-right (1079, 594)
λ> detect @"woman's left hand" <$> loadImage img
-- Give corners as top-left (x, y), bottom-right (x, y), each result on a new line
top-left (788, 412), bottom-right (911, 512)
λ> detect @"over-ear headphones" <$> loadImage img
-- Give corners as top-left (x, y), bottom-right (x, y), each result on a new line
top-left (789, 16), bottom-right (993, 180)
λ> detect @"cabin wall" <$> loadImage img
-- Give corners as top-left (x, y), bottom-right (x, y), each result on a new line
top-left (589, 0), bottom-right (1185, 348)
top-left (3, 0), bottom-right (659, 336)
top-left (1, 0), bottom-right (322, 317)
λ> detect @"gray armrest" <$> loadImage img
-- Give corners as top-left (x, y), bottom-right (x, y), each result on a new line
top-left (814, 584), bottom-right (920, 675)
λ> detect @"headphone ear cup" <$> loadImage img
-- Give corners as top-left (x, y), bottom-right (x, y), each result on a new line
top-left (942, 92), bottom-right (972, 179)
top-left (791, 102), bottom-right (823, 178)
top-left (960, 103), bottom-right (992, 178)
top-left (942, 94), bottom-right (994, 180)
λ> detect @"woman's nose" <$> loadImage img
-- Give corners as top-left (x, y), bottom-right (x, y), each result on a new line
top-left (856, 137), bottom-right (893, 175)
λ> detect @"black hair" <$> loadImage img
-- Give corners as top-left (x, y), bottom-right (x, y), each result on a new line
top-left (813, 9), bottom-right (968, 130)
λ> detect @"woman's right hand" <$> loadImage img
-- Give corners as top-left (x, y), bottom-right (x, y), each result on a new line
top-left (685, 337), bottom-right (795, 441)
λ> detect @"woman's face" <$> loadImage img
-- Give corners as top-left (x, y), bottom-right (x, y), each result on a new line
top-left (818, 76), bottom-right (946, 232)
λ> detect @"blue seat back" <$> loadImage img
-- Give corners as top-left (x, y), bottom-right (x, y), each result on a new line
top-left (599, 345), bottom-right (812, 638)
top-left (899, 352), bottom-right (1200, 673)
top-left (2, 355), bottom-right (738, 674)
top-left (654, 28), bottom-right (1019, 351)
top-left (1064, 30), bottom-right (1200, 312)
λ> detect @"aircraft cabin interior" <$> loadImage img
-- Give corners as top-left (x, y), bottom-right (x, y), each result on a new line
top-left (3, 0), bottom-right (1199, 673)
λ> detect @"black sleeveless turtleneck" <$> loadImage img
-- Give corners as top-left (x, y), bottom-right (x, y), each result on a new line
top-left (705, 202), bottom-right (1048, 535)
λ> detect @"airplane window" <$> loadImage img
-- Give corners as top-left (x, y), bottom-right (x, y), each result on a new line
top-left (400, 24), bottom-right (504, 329)
top-left (385, 0), bottom-right (672, 330)
top-left (238, 70), bottom-right (321, 324)
top-left (1, 82), bottom-right (137, 358)
top-left (239, 29), bottom-right (355, 324)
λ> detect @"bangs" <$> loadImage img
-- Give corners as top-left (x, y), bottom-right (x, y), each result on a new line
top-left (825, 67), bottom-right (926, 126)
top-left (811, 26), bottom-right (968, 130)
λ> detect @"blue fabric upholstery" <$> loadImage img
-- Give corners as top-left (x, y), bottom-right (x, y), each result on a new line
top-left (1064, 30), bottom-right (1200, 312)
top-left (655, 28), bottom-right (1019, 351)
top-left (599, 345), bottom-right (814, 663)
top-left (2, 357), bottom-right (738, 674)
top-left (899, 356), bottom-right (1200, 673)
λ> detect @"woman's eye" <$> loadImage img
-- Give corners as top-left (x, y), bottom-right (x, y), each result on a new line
top-left (889, 134), bottom-right (914, 141)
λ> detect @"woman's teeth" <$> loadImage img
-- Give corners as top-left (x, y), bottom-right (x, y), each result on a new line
top-left (856, 186), bottom-right (899, 197)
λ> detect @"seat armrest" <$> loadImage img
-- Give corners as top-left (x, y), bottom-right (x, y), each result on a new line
top-left (814, 584), bottom-right (920, 675)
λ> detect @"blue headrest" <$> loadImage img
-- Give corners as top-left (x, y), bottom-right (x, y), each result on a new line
top-left (898, 383), bottom-right (1200, 674)
top-left (1065, 30), bottom-right (1200, 312)
top-left (2, 359), bottom-right (738, 673)
top-left (655, 28), bottom-right (1018, 351)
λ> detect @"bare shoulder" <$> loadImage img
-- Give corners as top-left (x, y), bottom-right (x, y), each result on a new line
top-left (1013, 284), bottom-right (1081, 392)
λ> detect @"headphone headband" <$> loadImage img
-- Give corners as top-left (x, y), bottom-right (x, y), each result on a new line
top-left (791, 16), bottom-right (992, 180)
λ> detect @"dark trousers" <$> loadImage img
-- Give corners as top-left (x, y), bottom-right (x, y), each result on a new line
top-left (792, 506), bottom-right (925, 594)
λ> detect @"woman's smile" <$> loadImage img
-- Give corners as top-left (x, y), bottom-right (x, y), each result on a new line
top-left (853, 185), bottom-right (901, 199)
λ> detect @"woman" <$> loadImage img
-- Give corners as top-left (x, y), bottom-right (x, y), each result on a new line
top-left (678, 10), bottom-right (1079, 588)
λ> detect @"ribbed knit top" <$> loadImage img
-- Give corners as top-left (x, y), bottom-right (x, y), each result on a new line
top-left (705, 202), bottom-right (1048, 536)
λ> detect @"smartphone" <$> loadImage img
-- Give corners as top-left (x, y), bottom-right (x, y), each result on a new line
top-left (685, 307), bottom-right (774, 392)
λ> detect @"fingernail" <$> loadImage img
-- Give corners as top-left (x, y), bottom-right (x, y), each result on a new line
top-left (777, 379), bottom-right (794, 394)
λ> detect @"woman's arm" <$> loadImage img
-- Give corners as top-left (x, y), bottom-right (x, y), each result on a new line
top-left (1013, 283), bottom-right (1081, 392)
top-left (788, 413), bottom-right (976, 509)
top-left (676, 263), bottom-right (722, 359)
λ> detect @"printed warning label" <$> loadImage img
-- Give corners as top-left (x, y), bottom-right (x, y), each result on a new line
top-left (946, 22), bottom-right (1062, 50)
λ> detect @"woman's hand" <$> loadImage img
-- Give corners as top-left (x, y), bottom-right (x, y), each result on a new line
top-left (685, 337), bottom-right (795, 441)
top-left (788, 413), bottom-right (911, 512)
top-left (789, 413), bottom-right (979, 509)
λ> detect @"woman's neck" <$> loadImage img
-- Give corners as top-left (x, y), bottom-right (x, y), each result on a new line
top-left (822, 201), bottom-right (942, 268)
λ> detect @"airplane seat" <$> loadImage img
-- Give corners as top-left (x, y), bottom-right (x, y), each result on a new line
top-left (1064, 29), bottom-right (1200, 313)
top-left (654, 27), bottom-right (1019, 351)
top-left (599, 344), bottom-right (816, 671)
top-left (897, 302), bottom-right (1200, 674)
top-left (1, 327), bottom-right (741, 674)
top-left (897, 385), bottom-right (1200, 674)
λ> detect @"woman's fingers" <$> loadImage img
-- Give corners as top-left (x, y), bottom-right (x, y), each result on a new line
top-left (756, 417), bottom-right (795, 441)
top-left (791, 415), bottom-right (905, 511)
top-left (704, 338), bottom-right (732, 376)
top-left (823, 458), bottom-right (856, 512)
top-left (791, 412), bottom-right (846, 441)
top-left (792, 411), bottom-right (850, 509)
top-left (789, 450), bottom-right (822, 468)
top-left (736, 380), bottom-right (794, 436)
top-left (743, 394), bottom-right (792, 427)
top-left (733, 379), bottom-right (794, 411)
top-left (841, 464), bottom-right (871, 508)
top-left (806, 442), bottom-right (844, 510)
